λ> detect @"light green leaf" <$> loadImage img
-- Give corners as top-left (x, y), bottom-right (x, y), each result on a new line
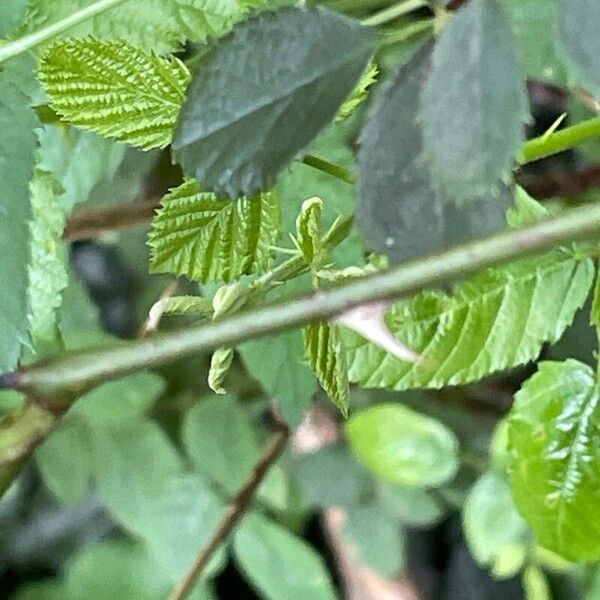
top-left (239, 331), bottom-right (317, 428)
top-left (40, 38), bottom-right (190, 150)
top-left (296, 196), bottom-right (323, 266)
top-left (336, 62), bottom-right (377, 122)
top-left (155, 295), bottom-right (213, 318)
top-left (27, 170), bottom-right (69, 356)
top-left (345, 240), bottom-right (594, 390)
top-left (0, 55), bottom-right (39, 371)
top-left (462, 471), bottom-right (528, 569)
top-left (183, 395), bottom-right (260, 493)
top-left (149, 180), bottom-right (280, 283)
top-left (342, 504), bottom-right (404, 577)
top-left (345, 403), bottom-right (459, 488)
top-left (173, 6), bottom-right (376, 197)
top-left (208, 347), bottom-right (234, 394)
top-left (508, 360), bottom-right (600, 561)
top-left (303, 321), bottom-right (349, 416)
top-left (558, 0), bottom-right (600, 95)
top-left (421, 0), bottom-right (529, 199)
top-left (20, 0), bottom-right (252, 54)
top-left (233, 513), bottom-right (337, 600)
top-left (503, 0), bottom-right (566, 85)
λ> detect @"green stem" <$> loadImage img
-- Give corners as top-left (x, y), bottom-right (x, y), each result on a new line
top-left (10, 202), bottom-right (600, 402)
top-left (0, 0), bottom-right (132, 64)
top-left (380, 18), bottom-right (434, 45)
top-left (521, 116), bottom-right (600, 165)
top-left (361, 0), bottom-right (429, 27)
top-left (301, 154), bottom-right (356, 185)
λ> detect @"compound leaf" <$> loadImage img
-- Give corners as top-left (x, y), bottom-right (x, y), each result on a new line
top-left (40, 38), bottom-right (190, 150)
top-left (149, 180), bottom-right (280, 283)
top-left (508, 360), bottom-right (600, 561)
top-left (173, 6), bottom-right (376, 197)
top-left (420, 0), bottom-right (529, 199)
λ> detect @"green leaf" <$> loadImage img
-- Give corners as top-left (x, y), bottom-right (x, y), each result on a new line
top-left (233, 513), bottom-right (337, 600)
top-left (503, 0), bottom-right (567, 85)
top-left (345, 403), bottom-right (460, 488)
top-left (378, 482), bottom-right (445, 527)
top-left (346, 219), bottom-right (594, 390)
top-left (357, 43), bottom-right (510, 263)
top-left (155, 295), bottom-right (213, 318)
top-left (292, 443), bottom-right (371, 507)
top-left (296, 196), bottom-right (323, 266)
top-left (26, 170), bottom-right (69, 356)
top-left (508, 360), bottom-right (600, 561)
top-left (40, 38), bottom-right (190, 150)
top-left (20, 0), bottom-right (248, 54)
top-left (38, 125), bottom-right (126, 211)
top-left (208, 347), bottom-right (234, 394)
top-left (420, 0), bottom-right (529, 199)
top-left (36, 373), bottom-right (165, 503)
top-left (172, 6), bottom-right (376, 197)
top-left (149, 180), bottom-right (280, 283)
top-left (558, 0), bottom-right (600, 95)
top-left (0, 0), bottom-right (28, 37)
top-left (462, 471), bottom-right (528, 569)
top-left (0, 55), bottom-right (39, 371)
top-left (342, 504), bottom-right (404, 577)
top-left (303, 321), bottom-right (349, 416)
top-left (239, 331), bottom-right (317, 428)
top-left (336, 62), bottom-right (377, 122)
top-left (183, 395), bottom-right (260, 493)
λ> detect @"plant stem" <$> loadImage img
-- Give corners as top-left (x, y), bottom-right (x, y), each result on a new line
top-left (168, 415), bottom-right (289, 600)
top-left (521, 116), bottom-right (600, 164)
top-left (301, 154), bottom-right (356, 185)
top-left (361, 0), bottom-right (429, 27)
top-left (381, 18), bottom-right (434, 45)
top-left (8, 201), bottom-right (600, 402)
top-left (0, 0), bottom-right (132, 64)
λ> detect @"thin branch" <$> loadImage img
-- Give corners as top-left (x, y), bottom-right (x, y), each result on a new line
top-left (573, 87), bottom-right (600, 114)
top-left (361, 0), bottom-right (429, 27)
top-left (168, 415), bottom-right (290, 600)
top-left (64, 197), bottom-right (160, 241)
top-left (0, 0), bottom-right (132, 64)
top-left (8, 201), bottom-right (600, 403)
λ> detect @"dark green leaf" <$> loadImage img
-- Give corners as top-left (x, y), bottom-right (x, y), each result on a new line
top-left (420, 0), bottom-right (529, 199)
top-left (234, 513), bottom-right (337, 600)
top-left (504, 0), bottom-right (566, 85)
top-left (508, 360), bottom-right (600, 561)
top-left (357, 43), bottom-right (510, 262)
top-left (0, 0), bottom-right (28, 37)
top-left (173, 6), bottom-right (376, 197)
top-left (345, 404), bottom-right (460, 488)
top-left (558, 0), bottom-right (600, 95)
